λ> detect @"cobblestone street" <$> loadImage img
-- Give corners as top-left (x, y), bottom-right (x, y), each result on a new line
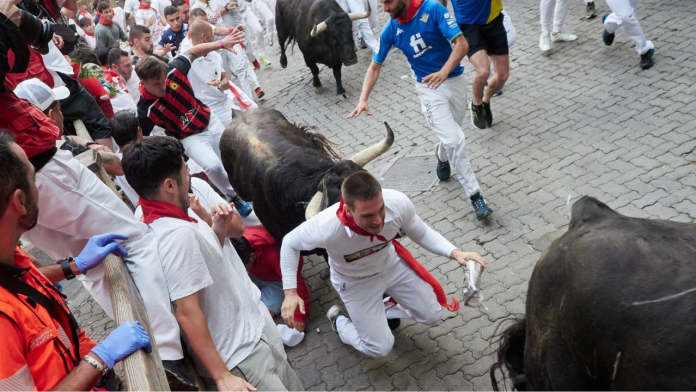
top-left (53, 0), bottom-right (696, 389)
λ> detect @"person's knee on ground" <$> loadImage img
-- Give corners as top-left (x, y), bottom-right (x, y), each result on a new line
top-left (362, 333), bottom-right (395, 358)
top-left (414, 305), bottom-right (443, 326)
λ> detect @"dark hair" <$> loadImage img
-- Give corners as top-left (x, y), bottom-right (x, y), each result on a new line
top-left (71, 47), bottom-right (101, 65)
top-left (109, 110), bottom-right (140, 148)
top-left (95, 47), bottom-right (110, 66)
top-left (129, 24), bottom-right (151, 42)
top-left (135, 56), bottom-right (168, 81)
top-left (107, 48), bottom-right (129, 67)
top-left (230, 237), bottom-right (252, 264)
top-left (122, 136), bottom-right (185, 200)
top-left (341, 171), bottom-right (381, 210)
top-left (43, 100), bottom-right (60, 116)
top-left (190, 8), bottom-right (207, 19)
top-left (78, 17), bottom-right (94, 28)
top-left (0, 131), bottom-right (30, 217)
top-left (164, 5), bottom-right (179, 17)
top-left (97, 1), bottom-right (112, 13)
top-left (172, 0), bottom-right (187, 7)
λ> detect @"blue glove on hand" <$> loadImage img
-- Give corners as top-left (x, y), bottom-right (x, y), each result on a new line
top-left (90, 321), bottom-right (152, 369)
top-left (74, 233), bottom-right (128, 274)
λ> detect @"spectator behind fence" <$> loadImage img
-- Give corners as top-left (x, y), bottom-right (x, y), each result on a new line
top-left (108, 47), bottom-right (141, 103)
top-left (79, 17), bottom-right (97, 48)
top-left (95, 1), bottom-right (128, 49)
top-left (156, 6), bottom-right (188, 57)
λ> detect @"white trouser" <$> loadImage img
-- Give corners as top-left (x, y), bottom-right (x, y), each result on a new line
top-left (209, 98), bottom-right (239, 127)
top-left (414, 75), bottom-right (481, 198)
top-left (367, 0), bottom-right (378, 30)
top-left (539, 0), bottom-right (571, 34)
top-left (223, 45), bottom-right (261, 98)
top-left (180, 116), bottom-right (238, 198)
top-left (243, 9), bottom-right (266, 58)
top-left (604, 0), bottom-right (653, 55)
top-left (342, 0), bottom-right (377, 52)
top-left (22, 150), bottom-right (183, 360)
top-left (331, 258), bottom-right (442, 358)
top-left (254, 0), bottom-right (276, 38)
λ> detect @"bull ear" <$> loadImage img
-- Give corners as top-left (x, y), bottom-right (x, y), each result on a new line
top-left (310, 21), bottom-right (328, 37)
top-left (348, 1), bottom-right (371, 21)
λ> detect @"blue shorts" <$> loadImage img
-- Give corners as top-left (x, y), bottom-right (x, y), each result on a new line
top-left (249, 274), bottom-right (285, 315)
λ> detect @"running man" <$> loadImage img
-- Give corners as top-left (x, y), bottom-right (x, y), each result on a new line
top-left (279, 171), bottom-right (486, 357)
top-left (602, 0), bottom-right (654, 69)
top-left (348, 0), bottom-right (493, 220)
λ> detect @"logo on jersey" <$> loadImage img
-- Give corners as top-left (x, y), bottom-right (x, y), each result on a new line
top-left (420, 13), bottom-right (429, 23)
top-left (410, 33), bottom-right (427, 53)
top-left (343, 241), bottom-right (391, 262)
top-left (444, 12), bottom-right (457, 28)
top-left (396, 28), bottom-right (403, 36)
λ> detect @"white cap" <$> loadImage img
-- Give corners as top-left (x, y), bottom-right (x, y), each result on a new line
top-left (276, 324), bottom-right (305, 347)
top-left (14, 78), bottom-right (70, 112)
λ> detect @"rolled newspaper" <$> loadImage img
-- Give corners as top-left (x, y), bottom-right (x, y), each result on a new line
top-left (462, 260), bottom-right (483, 306)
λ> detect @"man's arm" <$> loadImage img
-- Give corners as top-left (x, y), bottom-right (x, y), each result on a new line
top-left (38, 260), bottom-right (81, 284)
top-left (347, 61), bottom-right (381, 118)
top-left (219, 71), bottom-right (229, 91)
top-left (182, 29), bottom-right (245, 60)
top-left (174, 293), bottom-right (256, 391)
top-left (421, 34), bottom-right (468, 89)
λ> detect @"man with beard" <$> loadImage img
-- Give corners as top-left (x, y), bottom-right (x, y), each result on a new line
top-left (130, 25), bottom-right (169, 65)
top-left (0, 131), bottom-right (152, 391)
top-left (174, 0), bottom-right (191, 23)
top-left (348, 0), bottom-right (493, 221)
top-left (108, 48), bottom-right (142, 103)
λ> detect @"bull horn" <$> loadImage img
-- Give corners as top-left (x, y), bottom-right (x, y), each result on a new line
top-left (348, 1), bottom-right (371, 21)
top-left (349, 122), bottom-right (394, 167)
top-left (310, 21), bottom-right (328, 37)
top-left (305, 191), bottom-right (324, 220)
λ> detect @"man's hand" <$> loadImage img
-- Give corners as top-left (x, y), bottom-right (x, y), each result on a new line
top-left (211, 202), bottom-right (234, 244)
top-left (52, 34), bottom-right (65, 49)
top-left (189, 194), bottom-right (211, 224)
top-left (281, 289), bottom-right (305, 329)
top-left (347, 100), bottom-right (372, 118)
top-left (216, 373), bottom-right (257, 392)
top-left (226, 1), bottom-right (238, 9)
top-left (422, 69), bottom-right (448, 89)
top-left (162, 43), bottom-right (176, 53)
top-left (207, 79), bottom-right (221, 88)
top-left (146, 15), bottom-right (156, 27)
top-left (450, 249), bottom-right (486, 269)
top-left (90, 321), bottom-right (152, 369)
top-left (89, 144), bottom-right (113, 152)
top-left (221, 30), bottom-right (245, 51)
top-left (75, 233), bottom-right (129, 274)
top-left (0, 0), bottom-right (22, 26)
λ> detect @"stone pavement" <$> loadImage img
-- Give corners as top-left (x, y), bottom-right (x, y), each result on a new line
top-left (52, 0), bottom-right (696, 389)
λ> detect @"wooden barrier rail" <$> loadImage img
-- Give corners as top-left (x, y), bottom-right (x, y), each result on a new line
top-left (73, 120), bottom-right (170, 391)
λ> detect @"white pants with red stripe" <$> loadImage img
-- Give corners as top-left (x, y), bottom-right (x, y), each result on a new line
top-left (22, 150), bottom-right (183, 361)
top-left (180, 115), bottom-right (238, 198)
top-left (331, 258), bottom-right (442, 357)
top-left (223, 44), bottom-right (261, 99)
top-left (604, 0), bottom-right (653, 55)
top-left (208, 90), bottom-right (258, 126)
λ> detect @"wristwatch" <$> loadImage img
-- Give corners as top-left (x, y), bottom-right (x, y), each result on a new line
top-left (58, 257), bottom-right (76, 280)
top-left (83, 354), bottom-right (109, 376)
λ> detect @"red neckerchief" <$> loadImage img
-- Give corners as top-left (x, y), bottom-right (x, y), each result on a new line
top-left (138, 4), bottom-right (151, 9)
top-left (84, 31), bottom-right (95, 37)
top-left (336, 197), bottom-right (459, 311)
top-left (99, 17), bottom-right (114, 27)
top-left (138, 84), bottom-right (160, 100)
top-left (138, 198), bottom-right (198, 225)
top-left (396, 0), bottom-right (424, 24)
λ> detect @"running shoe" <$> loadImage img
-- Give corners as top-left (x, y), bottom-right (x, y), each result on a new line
top-left (435, 145), bottom-right (451, 181)
top-left (482, 101), bottom-right (493, 128)
top-left (327, 304), bottom-right (345, 332)
top-left (470, 102), bottom-right (487, 130)
top-left (251, 59), bottom-right (261, 70)
top-left (586, 1), bottom-right (597, 19)
top-left (259, 55), bottom-right (272, 66)
top-left (551, 32), bottom-right (578, 42)
top-left (163, 360), bottom-right (198, 391)
top-left (640, 48), bottom-right (655, 69)
top-left (359, 36), bottom-right (367, 49)
top-left (493, 89), bottom-right (503, 97)
top-left (471, 193), bottom-right (493, 221)
top-left (539, 33), bottom-right (552, 52)
top-left (255, 87), bottom-right (265, 99)
top-left (602, 14), bottom-right (615, 46)
top-left (229, 195), bottom-right (253, 217)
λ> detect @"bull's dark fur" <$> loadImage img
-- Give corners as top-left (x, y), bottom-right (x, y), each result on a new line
top-left (491, 196), bottom-right (696, 390)
top-left (276, 0), bottom-right (358, 96)
top-left (220, 108), bottom-right (363, 242)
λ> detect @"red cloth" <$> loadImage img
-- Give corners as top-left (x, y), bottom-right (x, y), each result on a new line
top-left (336, 197), bottom-right (459, 312)
top-left (4, 46), bottom-right (55, 91)
top-left (138, 4), bottom-right (151, 9)
top-left (228, 85), bottom-right (252, 110)
top-left (396, 0), bottom-right (424, 24)
top-left (78, 76), bottom-right (115, 119)
top-left (139, 84), bottom-right (159, 101)
top-left (244, 226), bottom-right (311, 323)
top-left (139, 199), bottom-right (198, 225)
top-left (84, 31), bottom-right (95, 37)
top-left (0, 92), bottom-right (61, 158)
top-left (98, 17), bottom-right (114, 27)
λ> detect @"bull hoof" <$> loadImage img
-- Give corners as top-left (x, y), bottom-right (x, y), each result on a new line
top-left (314, 85), bottom-right (324, 94)
top-left (337, 92), bottom-right (350, 100)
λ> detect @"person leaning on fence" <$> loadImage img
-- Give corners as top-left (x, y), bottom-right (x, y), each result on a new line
top-left (0, 131), bottom-right (151, 391)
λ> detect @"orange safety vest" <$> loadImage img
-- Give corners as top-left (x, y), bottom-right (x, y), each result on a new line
top-left (0, 248), bottom-right (96, 391)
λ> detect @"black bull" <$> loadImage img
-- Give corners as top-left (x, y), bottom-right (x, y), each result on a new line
top-left (220, 108), bottom-right (394, 243)
top-left (491, 196), bottom-right (696, 390)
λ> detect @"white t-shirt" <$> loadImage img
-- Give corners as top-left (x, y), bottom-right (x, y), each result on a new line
top-left (42, 41), bottom-right (75, 88)
top-left (191, 0), bottom-right (224, 26)
top-left (115, 152), bottom-right (139, 205)
top-left (126, 63), bottom-right (141, 103)
top-left (124, 0), bottom-right (139, 15)
top-left (280, 189), bottom-right (458, 288)
top-left (113, 6), bottom-right (126, 31)
top-left (213, 0), bottom-right (243, 27)
top-left (189, 51), bottom-right (228, 108)
top-left (146, 180), bottom-right (263, 374)
top-left (83, 33), bottom-right (97, 48)
top-left (135, 7), bottom-right (165, 41)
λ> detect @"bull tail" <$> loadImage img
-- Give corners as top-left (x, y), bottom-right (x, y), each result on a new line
top-left (298, 125), bottom-right (341, 160)
top-left (490, 317), bottom-right (528, 391)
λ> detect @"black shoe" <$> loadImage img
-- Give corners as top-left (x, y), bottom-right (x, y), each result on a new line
top-left (435, 145), bottom-right (451, 181)
top-left (470, 192), bottom-right (493, 221)
top-left (163, 360), bottom-right (198, 391)
top-left (387, 318), bottom-right (401, 331)
top-left (602, 14), bottom-right (614, 46)
top-left (640, 48), bottom-right (654, 69)
top-left (327, 304), bottom-right (344, 332)
top-left (470, 102), bottom-right (486, 130)
top-left (482, 101), bottom-right (493, 127)
top-left (359, 36), bottom-right (367, 49)
top-left (585, 1), bottom-right (597, 19)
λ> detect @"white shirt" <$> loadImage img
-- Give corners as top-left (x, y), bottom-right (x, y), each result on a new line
top-left (280, 189), bottom-right (458, 289)
top-left (83, 33), bottom-right (97, 48)
top-left (135, 7), bottom-right (165, 41)
top-left (113, 6), bottom-right (126, 31)
top-left (189, 51), bottom-right (228, 107)
top-left (115, 152), bottom-right (139, 205)
top-left (213, 0), bottom-right (243, 27)
top-left (124, 0), bottom-right (139, 15)
top-left (42, 41), bottom-right (74, 88)
top-left (191, 0), bottom-right (224, 26)
top-left (126, 63), bottom-right (141, 103)
top-left (146, 181), bottom-right (263, 374)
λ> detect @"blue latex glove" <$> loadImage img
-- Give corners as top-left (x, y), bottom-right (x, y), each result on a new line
top-left (74, 233), bottom-right (128, 274)
top-left (90, 321), bottom-right (152, 369)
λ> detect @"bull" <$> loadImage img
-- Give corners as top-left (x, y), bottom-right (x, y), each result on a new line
top-left (220, 107), bottom-right (394, 242)
top-left (490, 196), bottom-right (696, 390)
top-left (276, 0), bottom-right (371, 99)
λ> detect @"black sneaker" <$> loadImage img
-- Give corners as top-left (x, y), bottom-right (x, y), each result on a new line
top-left (163, 360), bottom-right (198, 391)
top-left (482, 101), bottom-right (493, 127)
top-left (602, 14), bottom-right (615, 46)
top-left (359, 36), bottom-right (368, 49)
top-left (327, 304), bottom-right (345, 332)
top-left (387, 318), bottom-right (401, 331)
top-left (470, 102), bottom-right (486, 130)
top-left (470, 192), bottom-right (493, 221)
top-left (640, 48), bottom-right (654, 69)
top-left (435, 145), bottom-right (451, 181)
top-left (585, 1), bottom-right (597, 19)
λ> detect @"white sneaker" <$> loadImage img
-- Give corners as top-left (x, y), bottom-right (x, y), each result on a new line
top-left (539, 33), bottom-right (552, 52)
top-left (551, 32), bottom-right (578, 42)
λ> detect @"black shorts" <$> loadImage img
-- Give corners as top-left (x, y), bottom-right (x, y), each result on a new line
top-left (459, 13), bottom-right (509, 58)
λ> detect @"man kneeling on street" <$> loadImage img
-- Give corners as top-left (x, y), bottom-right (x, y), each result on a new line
top-left (122, 136), bottom-right (304, 391)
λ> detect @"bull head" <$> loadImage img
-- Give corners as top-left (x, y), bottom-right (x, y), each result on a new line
top-left (305, 122), bottom-right (394, 220)
top-left (310, 2), bottom-right (371, 37)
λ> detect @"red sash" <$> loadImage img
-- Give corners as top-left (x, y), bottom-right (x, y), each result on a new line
top-left (139, 199), bottom-right (198, 225)
top-left (396, 0), bottom-right (424, 24)
top-left (138, 4), bottom-right (151, 9)
top-left (99, 17), bottom-right (114, 27)
top-left (336, 198), bottom-right (459, 311)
